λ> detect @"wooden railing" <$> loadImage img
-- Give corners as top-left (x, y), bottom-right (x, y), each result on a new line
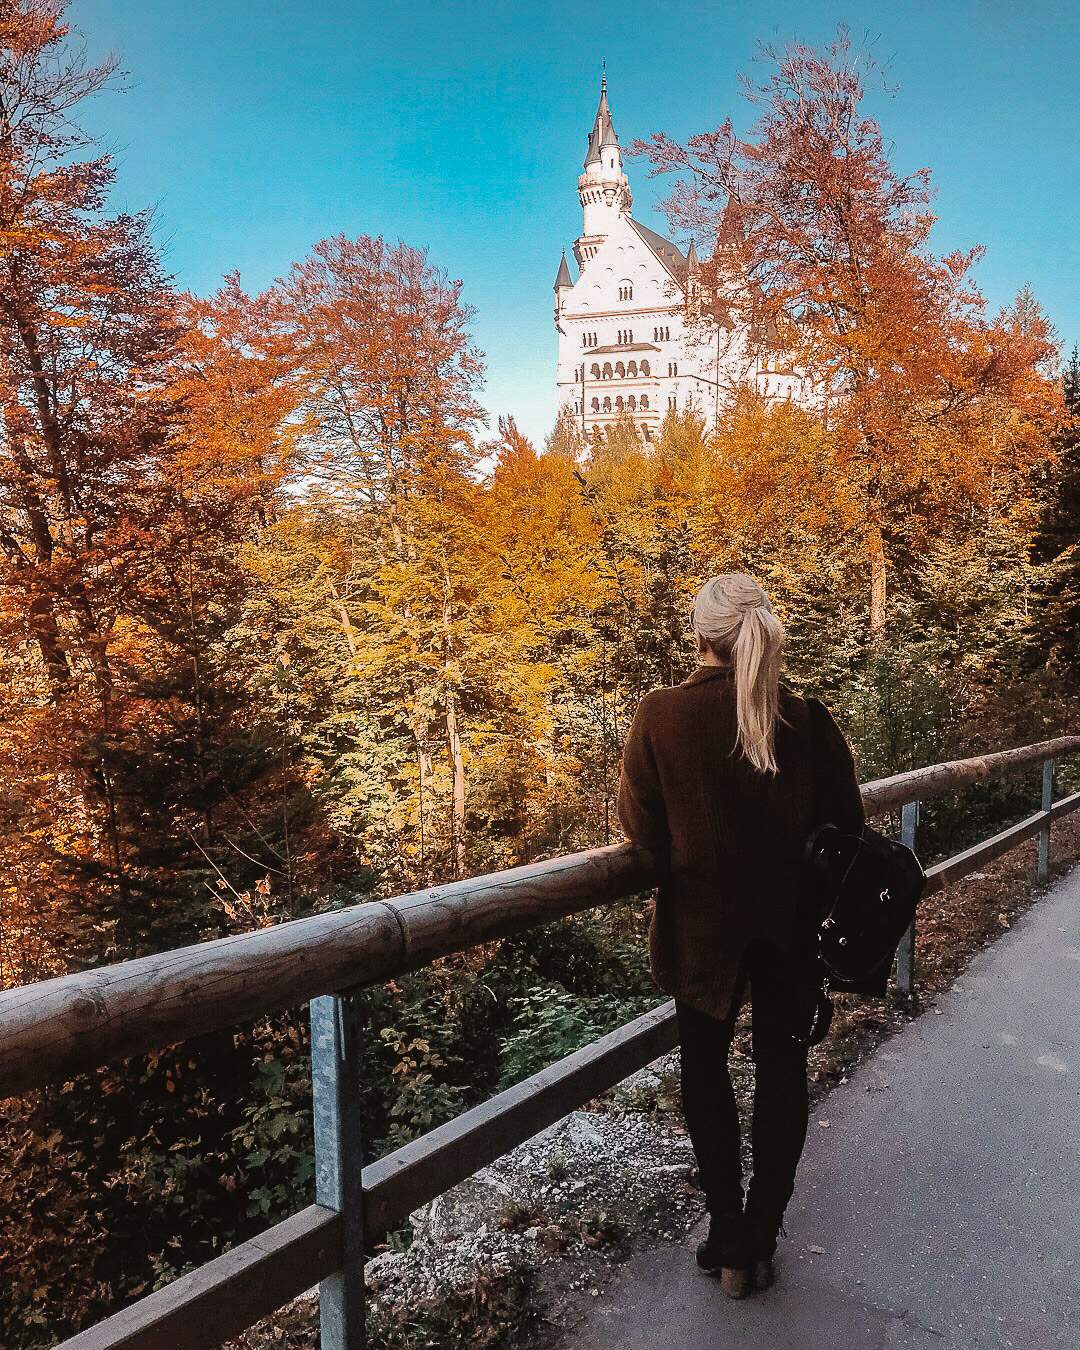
top-left (2, 734), bottom-right (1078, 1350)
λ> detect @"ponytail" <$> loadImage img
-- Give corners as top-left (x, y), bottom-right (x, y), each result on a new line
top-left (689, 574), bottom-right (785, 774)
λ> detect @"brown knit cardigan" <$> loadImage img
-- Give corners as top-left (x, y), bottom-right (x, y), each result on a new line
top-left (616, 666), bottom-right (865, 1024)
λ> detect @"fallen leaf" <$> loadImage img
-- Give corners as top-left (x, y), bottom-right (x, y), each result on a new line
top-left (816, 1119), bottom-right (830, 1128)
top-left (808, 1245), bottom-right (826, 1254)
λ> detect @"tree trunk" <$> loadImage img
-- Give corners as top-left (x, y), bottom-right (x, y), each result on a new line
top-left (445, 688), bottom-right (466, 880)
top-left (867, 516), bottom-right (887, 636)
top-left (326, 578), bottom-right (359, 656)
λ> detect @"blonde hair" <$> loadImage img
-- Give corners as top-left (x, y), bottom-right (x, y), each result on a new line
top-left (690, 573), bottom-right (785, 774)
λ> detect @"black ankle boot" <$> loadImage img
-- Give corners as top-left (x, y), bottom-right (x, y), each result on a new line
top-left (696, 1208), bottom-right (751, 1297)
top-left (744, 1191), bottom-right (787, 1284)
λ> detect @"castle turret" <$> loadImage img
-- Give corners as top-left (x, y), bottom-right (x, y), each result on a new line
top-left (553, 250), bottom-right (573, 323)
top-left (574, 73), bottom-right (632, 269)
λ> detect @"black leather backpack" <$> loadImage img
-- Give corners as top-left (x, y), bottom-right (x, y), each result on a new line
top-left (801, 822), bottom-right (927, 1045)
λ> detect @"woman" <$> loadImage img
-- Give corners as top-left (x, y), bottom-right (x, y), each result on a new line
top-left (617, 574), bottom-right (864, 1298)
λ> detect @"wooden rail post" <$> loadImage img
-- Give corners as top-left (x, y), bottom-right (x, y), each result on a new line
top-left (895, 800), bottom-right (919, 995)
top-left (1038, 758), bottom-right (1055, 881)
top-left (311, 992), bottom-right (366, 1349)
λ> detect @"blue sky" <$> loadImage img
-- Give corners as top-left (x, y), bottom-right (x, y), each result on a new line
top-left (79, 0), bottom-right (1076, 444)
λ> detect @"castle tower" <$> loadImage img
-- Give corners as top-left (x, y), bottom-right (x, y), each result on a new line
top-left (574, 73), bottom-right (632, 269)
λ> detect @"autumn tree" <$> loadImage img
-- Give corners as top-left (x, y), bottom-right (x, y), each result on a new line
top-left (1029, 343), bottom-right (1080, 672)
top-left (634, 29), bottom-right (1061, 633)
top-left (249, 237), bottom-right (489, 879)
top-left (0, 2), bottom-right (308, 968)
top-left (0, 1), bottom-right (177, 967)
top-left (280, 234), bottom-right (484, 552)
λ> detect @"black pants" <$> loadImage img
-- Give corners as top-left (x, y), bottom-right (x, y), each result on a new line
top-left (675, 938), bottom-right (810, 1227)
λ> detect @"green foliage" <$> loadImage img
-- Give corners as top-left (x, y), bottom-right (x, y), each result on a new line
top-left (497, 985), bottom-right (654, 1089)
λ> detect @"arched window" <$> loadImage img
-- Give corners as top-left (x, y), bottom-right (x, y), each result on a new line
top-left (640, 394), bottom-right (649, 409)
top-left (615, 396), bottom-right (624, 410)
top-left (628, 330), bottom-right (633, 343)
top-left (628, 395), bottom-right (637, 410)
top-left (591, 397), bottom-right (599, 412)
top-left (590, 363), bottom-right (601, 380)
top-left (602, 362), bottom-right (612, 379)
top-left (603, 397), bottom-right (612, 412)
top-left (627, 361), bottom-right (637, 377)
top-left (640, 360), bottom-right (650, 376)
top-left (615, 362), bottom-right (626, 378)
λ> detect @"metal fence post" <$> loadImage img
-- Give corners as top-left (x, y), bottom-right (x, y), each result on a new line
top-left (1038, 758), bottom-right (1055, 880)
top-left (895, 800), bottom-right (919, 995)
top-left (311, 991), bottom-right (366, 1349)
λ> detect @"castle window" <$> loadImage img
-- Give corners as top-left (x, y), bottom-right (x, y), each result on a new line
top-left (668, 395), bottom-right (676, 409)
top-left (615, 362), bottom-right (626, 378)
top-left (616, 396), bottom-right (624, 410)
top-left (640, 360), bottom-right (650, 376)
top-left (618, 283), bottom-right (633, 301)
top-left (640, 394), bottom-right (649, 409)
top-left (628, 395), bottom-right (636, 410)
top-left (602, 362), bottom-right (612, 379)
top-left (591, 363), bottom-right (601, 380)
top-left (591, 397), bottom-right (599, 412)
top-left (627, 361), bottom-right (637, 377)
top-left (603, 397), bottom-right (612, 412)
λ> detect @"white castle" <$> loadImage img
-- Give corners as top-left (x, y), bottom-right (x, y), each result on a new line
top-left (554, 75), bottom-right (806, 441)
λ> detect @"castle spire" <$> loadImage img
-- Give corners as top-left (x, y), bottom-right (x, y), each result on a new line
top-left (575, 72), bottom-right (632, 268)
top-left (584, 69), bottom-right (618, 169)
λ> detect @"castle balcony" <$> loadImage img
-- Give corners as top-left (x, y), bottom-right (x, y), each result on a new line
top-left (584, 342), bottom-right (659, 355)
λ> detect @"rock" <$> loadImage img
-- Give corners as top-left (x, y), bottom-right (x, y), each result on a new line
top-left (564, 1112), bottom-right (607, 1151)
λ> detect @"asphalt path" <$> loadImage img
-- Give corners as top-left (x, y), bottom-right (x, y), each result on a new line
top-left (573, 863), bottom-right (1080, 1349)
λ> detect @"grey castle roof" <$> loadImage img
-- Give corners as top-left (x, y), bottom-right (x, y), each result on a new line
top-left (554, 252), bottom-right (573, 290)
top-left (628, 219), bottom-right (688, 281)
top-left (584, 74), bottom-right (618, 168)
